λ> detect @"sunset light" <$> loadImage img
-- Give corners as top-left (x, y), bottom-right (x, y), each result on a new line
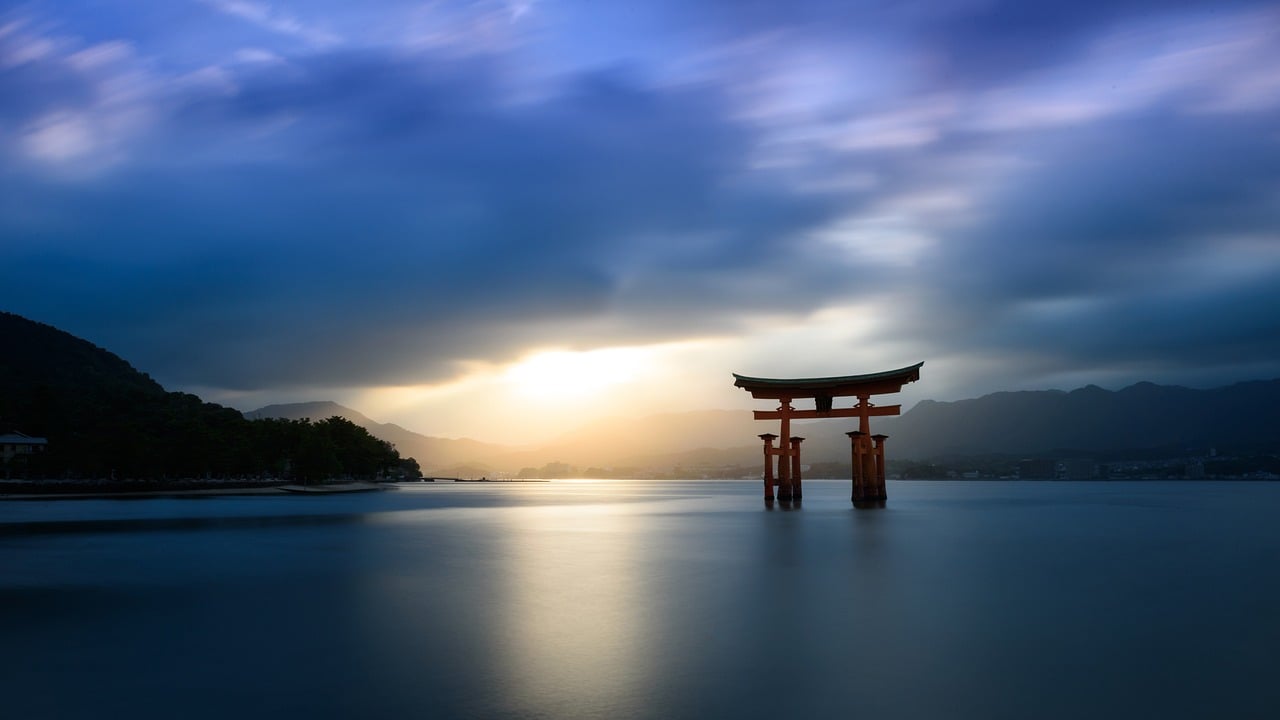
top-left (503, 348), bottom-right (651, 401)
top-left (5, 2), bottom-right (1280, 717)
top-left (4, 0), bottom-right (1276, 432)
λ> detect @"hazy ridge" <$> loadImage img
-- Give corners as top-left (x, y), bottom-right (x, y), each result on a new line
top-left (5, 310), bottom-right (1277, 478)
top-left (248, 379), bottom-right (1280, 474)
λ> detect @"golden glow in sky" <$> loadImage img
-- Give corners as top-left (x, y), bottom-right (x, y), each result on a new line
top-left (502, 347), bottom-right (652, 401)
top-left (347, 338), bottom-right (743, 444)
top-left (335, 307), bottom-right (933, 445)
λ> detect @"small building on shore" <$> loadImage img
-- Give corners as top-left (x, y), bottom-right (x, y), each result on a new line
top-left (1, 431), bottom-right (48, 462)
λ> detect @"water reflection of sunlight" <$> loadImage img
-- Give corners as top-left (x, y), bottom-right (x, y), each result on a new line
top-left (492, 502), bottom-right (655, 716)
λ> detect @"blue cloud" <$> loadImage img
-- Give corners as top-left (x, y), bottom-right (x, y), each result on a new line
top-left (0, 44), bottom-right (851, 389)
top-left (2, 0), bottom-right (1279, 399)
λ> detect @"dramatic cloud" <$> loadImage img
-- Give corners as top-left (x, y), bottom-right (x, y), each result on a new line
top-left (2, 1), bottom-right (1278, 439)
top-left (1, 28), bottom-right (851, 390)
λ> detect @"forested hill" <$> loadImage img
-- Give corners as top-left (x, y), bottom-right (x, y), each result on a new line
top-left (246, 401), bottom-right (509, 472)
top-left (1, 312), bottom-right (166, 402)
top-left (0, 312), bottom-right (412, 482)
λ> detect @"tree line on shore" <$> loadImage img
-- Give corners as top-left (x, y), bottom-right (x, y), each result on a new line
top-left (5, 390), bottom-right (420, 483)
top-left (1, 312), bottom-right (420, 484)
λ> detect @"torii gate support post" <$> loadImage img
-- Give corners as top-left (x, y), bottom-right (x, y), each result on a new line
top-left (790, 437), bottom-right (804, 501)
top-left (776, 401), bottom-right (793, 502)
top-left (872, 434), bottom-right (889, 502)
top-left (759, 433), bottom-right (777, 502)
top-left (849, 430), bottom-right (887, 509)
top-left (847, 431), bottom-right (867, 505)
top-left (862, 439), bottom-right (877, 501)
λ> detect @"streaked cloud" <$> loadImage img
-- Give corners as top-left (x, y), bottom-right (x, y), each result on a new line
top-left (1, 0), bottom-right (1277, 441)
top-left (202, 0), bottom-right (342, 48)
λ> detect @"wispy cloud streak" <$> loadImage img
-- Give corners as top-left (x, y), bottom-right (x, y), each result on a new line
top-left (1, 0), bottom-right (1278, 425)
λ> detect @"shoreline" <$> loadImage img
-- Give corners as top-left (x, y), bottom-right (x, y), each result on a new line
top-left (0, 480), bottom-right (393, 501)
top-left (5, 475), bottom-right (1274, 501)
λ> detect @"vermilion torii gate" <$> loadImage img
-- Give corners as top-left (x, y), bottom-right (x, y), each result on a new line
top-left (733, 362), bottom-right (923, 507)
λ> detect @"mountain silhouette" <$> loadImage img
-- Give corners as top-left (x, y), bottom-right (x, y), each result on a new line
top-left (878, 380), bottom-right (1280, 458)
top-left (245, 401), bottom-right (505, 473)
top-left (248, 378), bottom-right (1280, 473)
top-left (1, 311), bottom-right (406, 481)
top-left (8, 310), bottom-right (1278, 476)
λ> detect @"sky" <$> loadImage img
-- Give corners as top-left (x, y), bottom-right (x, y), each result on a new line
top-left (2, 0), bottom-right (1279, 444)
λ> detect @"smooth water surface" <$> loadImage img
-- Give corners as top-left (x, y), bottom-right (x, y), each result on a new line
top-left (3, 480), bottom-right (1278, 719)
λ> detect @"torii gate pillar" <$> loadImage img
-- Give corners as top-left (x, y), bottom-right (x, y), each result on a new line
top-left (790, 436), bottom-right (804, 501)
top-left (758, 433), bottom-right (777, 502)
top-left (848, 431), bottom-right (889, 507)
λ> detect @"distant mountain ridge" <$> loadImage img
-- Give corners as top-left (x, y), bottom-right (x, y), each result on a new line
top-left (9, 310), bottom-right (1275, 476)
top-left (247, 379), bottom-right (1280, 473)
top-left (879, 380), bottom-right (1280, 459)
top-left (244, 402), bottom-right (763, 474)
top-left (603, 379), bottom-right (1279, 463)
top-left (244, 401), bottom-right (505, 472)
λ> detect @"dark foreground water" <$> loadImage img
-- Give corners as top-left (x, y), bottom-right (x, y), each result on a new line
top-left (3, 480), bottom-right (1278, 719)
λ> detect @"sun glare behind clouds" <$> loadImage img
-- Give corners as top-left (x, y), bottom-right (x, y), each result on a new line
top-left (339, 339), bottom-right (743, 444)
top-left (503, 347), bottom-right (653, 401)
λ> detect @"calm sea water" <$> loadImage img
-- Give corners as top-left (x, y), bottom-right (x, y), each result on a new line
top-left (2, 480), bottom-right (1278, 719)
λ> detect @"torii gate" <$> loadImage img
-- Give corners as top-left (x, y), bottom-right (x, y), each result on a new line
top-left (733, 362), bottom-right (923, 507)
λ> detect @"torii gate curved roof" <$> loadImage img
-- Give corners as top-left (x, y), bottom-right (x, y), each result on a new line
top-left (732, 361), bottom-right (923, 399)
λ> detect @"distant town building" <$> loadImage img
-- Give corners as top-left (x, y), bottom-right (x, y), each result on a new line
top-left (1017, 458), bottom-right (1056, 479)
top-left (1, 431), bottom-right (47, 462)
top-left (1058, 459), bottom-right (1098, 480)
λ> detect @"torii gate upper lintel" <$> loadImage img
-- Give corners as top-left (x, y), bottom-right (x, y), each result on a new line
top-left (733, 362), bottom-right (923, 507)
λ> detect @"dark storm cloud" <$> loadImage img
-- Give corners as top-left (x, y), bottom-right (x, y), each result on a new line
top-left (906, 0), bottom-right (1263, 87)
top-left (895, 109), bottom-right (1280, 381)
top-left (940, 113), bottom-right (1280, 301)
top-left (0, 46), bottom-right (852, 389)
top-left (681, 0), bottom-right (1263, 88)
